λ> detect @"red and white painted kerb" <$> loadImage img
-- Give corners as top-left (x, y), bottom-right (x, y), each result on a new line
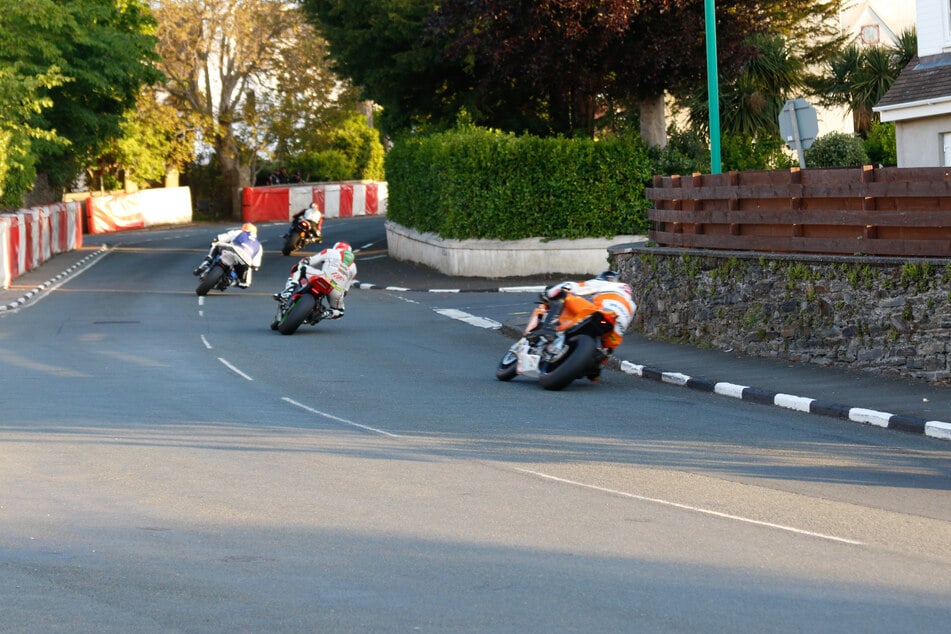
top-left (0, 202), bottom-right (83, 290)
top-left (241, 181), bottom-right (387, 224)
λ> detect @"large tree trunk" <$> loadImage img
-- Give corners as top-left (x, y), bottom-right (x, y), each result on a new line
top-left (215, 130), bottom-right (251, 220)
top-left (639, 93), bottom-right (667, 149)
top-left (164, 167), bottom-right (180, 188)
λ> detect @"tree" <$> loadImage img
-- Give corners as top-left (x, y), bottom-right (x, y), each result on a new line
top-left (86, 86), bottom-right (201, 191)
top-left (0, 0), bottom-right (160, 204)
top-left (154, 0), bottom-right (301, 217)
top-left (259, 19), bottom-right (364, 171)
top-left (300, 0), bottom-right (459, 137)
top-left (32, 0), bottom-right (162, 190)
top-left (0, 65), bottom-right (67, 208)
top-left (154, 1), bottom-right (368, 217)
top-left (811, 29), bottom-right (916, 136)
top-left (303, 1), bottom-right (845, 142)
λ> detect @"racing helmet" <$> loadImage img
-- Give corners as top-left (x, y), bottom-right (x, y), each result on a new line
top-left (333, 241), bottom-right (352, 252)
top-left (596, 270), bottom-right (620, 282)
top-left (241, 222), bottom-right (257, 235)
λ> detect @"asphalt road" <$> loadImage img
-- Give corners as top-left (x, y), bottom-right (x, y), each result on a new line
top-left (1, 217), bottom-right (949, 632)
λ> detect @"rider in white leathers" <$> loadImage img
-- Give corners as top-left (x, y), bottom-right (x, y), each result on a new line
top-left (274, 241), bottom-right (357, 318)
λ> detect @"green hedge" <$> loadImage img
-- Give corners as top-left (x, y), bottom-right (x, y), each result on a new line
top-left (383, 126), bottom-right (653, 240)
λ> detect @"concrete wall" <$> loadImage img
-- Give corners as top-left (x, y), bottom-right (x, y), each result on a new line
top-left (610, 244), bottom-right (951, 384)
top-left (386, 221), bottom-right (644, 278)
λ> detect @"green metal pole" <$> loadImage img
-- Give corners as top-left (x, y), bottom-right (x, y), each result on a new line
top-left (705, 0), bottom-right (721, 174)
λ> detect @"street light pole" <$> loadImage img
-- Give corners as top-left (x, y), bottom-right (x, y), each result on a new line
top-left (705, 0), bottom-right (721, 174)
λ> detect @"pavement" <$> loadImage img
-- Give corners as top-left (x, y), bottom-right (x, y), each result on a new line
top-left (4, 243), bottom-right (951, 442)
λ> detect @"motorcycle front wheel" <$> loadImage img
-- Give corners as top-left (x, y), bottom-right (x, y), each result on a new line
top-left (538, 335), bottom-right (597, 391)
top-left (196, 266), bottom-right (224, 296)
top-left (496, 349), bottom-right (519, 381)
top-left (278, 293), bottom-right (317, 335)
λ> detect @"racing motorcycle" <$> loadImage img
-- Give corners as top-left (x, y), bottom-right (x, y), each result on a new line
top-left (281, 214), bottom-right (322, 256)
top-left (270, 275), bottom-right (336, 335)
top-left (194, 242), bottom-right (253, 296)
top-left (496, 292), bottom-right (615, 390)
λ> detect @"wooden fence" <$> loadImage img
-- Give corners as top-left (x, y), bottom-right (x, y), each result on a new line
top-left (645, 166), bottom-right (951, 257)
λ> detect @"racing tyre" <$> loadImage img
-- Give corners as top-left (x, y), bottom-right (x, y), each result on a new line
top-left (196, 266), bottom-right (224, 296)
top-left (496, 349), bottom-right (518, 381)
top-left (282, 233), bottom-right (302, 256)
top-left (278, 294), bottom-right (316, 335)
top-left (538, 335), bottom-right (597, 391)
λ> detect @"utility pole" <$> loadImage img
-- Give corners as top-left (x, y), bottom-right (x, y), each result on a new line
top-left (705, 0), bottom-right (721, 174)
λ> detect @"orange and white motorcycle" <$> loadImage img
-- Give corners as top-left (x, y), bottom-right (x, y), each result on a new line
top-left (496, 291), bottom-right (616, 390)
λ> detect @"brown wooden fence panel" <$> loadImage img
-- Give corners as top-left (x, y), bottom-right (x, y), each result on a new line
top-left (646, 166), bottom-right (951, 257)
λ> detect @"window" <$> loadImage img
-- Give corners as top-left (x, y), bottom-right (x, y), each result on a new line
top-left (861, 24), bottom-right (880, 45)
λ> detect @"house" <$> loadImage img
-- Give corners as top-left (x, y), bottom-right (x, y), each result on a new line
top-left (874, 0), bottom-right (951, 166)
top-left (819, 1), bottom-right (916, 135)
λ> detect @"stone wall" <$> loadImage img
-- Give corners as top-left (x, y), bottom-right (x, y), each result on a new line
top-left (609, 244), bottom-right (951, 384)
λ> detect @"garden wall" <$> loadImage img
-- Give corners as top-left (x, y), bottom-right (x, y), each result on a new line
top-left (610, 245), bottom-right (951, 384)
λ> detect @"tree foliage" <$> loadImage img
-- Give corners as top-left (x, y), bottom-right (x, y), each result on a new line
top-left (154, 0), bottom-right (371, 217)
top-left (302, 0), bottom-right (846, 139)
top-left (810, 30), bottom-right (915, 136)
top-left (0, 0), bottom-right (160, 205)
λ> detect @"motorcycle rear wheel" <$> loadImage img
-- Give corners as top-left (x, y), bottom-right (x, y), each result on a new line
top-left (496, 349), bottom-right (519, 381)
top-left (196, 266), bottom-right (224, 296)
top-left (538, 335), bottom-right (597, 391)
top-left (278, 294), bottom-right (317, 335)
top-left (282, 233), bottom-right (302, 256)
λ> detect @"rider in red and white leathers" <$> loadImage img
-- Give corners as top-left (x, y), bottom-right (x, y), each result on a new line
top-left (544, 270), bottom-right (636, 380)
top-left (275, 241), bottom-right (357, 318)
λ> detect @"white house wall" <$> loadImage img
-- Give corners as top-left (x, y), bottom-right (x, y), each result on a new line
top-left (916, 0), bottom-right (945, 56)
top-left (895, 115), bottom-right (951, 166)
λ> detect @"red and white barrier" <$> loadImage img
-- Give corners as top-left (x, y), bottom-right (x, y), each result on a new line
top-left (86, 186), bottom-right (192, 234)
top-left (241, 181), bottom-right (387, 224)
top-left (1, 201), bottom-right (83, 289)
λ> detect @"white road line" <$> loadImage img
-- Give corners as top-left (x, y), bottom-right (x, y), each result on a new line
top-left (200, 335), bottom-right (212, 349)
top-left (435, 308), bottom-right (501, 329)
top-left (282, 397), bottom-right (400, 437)
top-left (512, 466), bottom-right (864, 546)
top-left (218, 357), bottom-right (253, 381)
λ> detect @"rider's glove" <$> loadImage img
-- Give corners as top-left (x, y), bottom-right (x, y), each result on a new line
top-left (545, 285), bottom-right (567, 301)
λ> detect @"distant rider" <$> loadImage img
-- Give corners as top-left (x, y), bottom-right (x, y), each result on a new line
top-left (193, 222), bottom-right (263, 288)
top-left (544, 270), bottom-right (636, 381)
top-left (292, 203), bottom-right (324, 242)
top-left (274, 241), bottom-right (357, 319)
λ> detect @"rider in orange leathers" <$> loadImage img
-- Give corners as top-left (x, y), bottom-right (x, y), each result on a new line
top-left (543, 270), bottom-right (636, 381)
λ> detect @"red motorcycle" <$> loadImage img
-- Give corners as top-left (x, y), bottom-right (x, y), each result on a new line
top-left (270, 275), bottom-right (336, 335)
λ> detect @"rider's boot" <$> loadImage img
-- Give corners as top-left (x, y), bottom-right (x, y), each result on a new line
top-left (193, 257), bottom-right (211, 276)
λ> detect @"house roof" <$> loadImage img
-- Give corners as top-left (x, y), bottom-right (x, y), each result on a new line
top-left (875, 54), bottom-right (951, 110)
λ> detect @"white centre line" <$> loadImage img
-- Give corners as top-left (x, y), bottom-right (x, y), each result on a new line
top-left (512, 467), bottom-right (863, 546)
top-left (218, 357), bottom-right (253, 381)
top-left (283, 397), bottom-right (400, 437)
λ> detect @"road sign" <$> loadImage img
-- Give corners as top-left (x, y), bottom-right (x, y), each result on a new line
top-left (779, 98), bottom-right (819, 168)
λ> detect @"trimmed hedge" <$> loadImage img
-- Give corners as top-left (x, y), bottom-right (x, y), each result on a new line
top-left (384, 126), bottom-right (653, 240)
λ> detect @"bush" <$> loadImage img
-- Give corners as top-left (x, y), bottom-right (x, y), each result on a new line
top-left (649, 125), bottom-right (709, 176)
top-left (384, 126), bottom-right (653, 240)
top-left (864, 121), bottom-right (897, 166)
top-left (805, 132), bottom-right (870, 168)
